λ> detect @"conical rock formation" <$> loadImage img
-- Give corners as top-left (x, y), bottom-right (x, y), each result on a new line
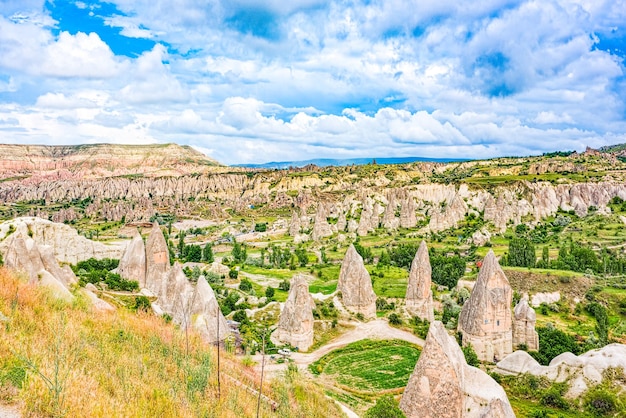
top-left (458, 250), bottom-right (513, 362)
top-left (145, 223), bottom-right (170, 294)
top-left (271, 274), bottom-right (316, 351)
top-left (161, 262), bottom-right (193, 321)
top-left (405, 241), bottom-right (434, 322)
top-left (513, 296), bottom-right (539, 351)
top-left (190, 276), bottom-right (231, 343)
top-left (117, 228), bottom-right (147, 288)
top-left (400, 321), bottom-right (515, 418)
top-left (337, 244), bottom-right (376, 319)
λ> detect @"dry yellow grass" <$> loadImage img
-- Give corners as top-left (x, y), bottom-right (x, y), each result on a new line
top-left (0, 268), bottom-right (343, 417)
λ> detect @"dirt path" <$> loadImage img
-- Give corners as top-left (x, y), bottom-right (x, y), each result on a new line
top-left (251, 319), bottom-right (423, 418)
top-left (253, 319), bottom-right (424, 375)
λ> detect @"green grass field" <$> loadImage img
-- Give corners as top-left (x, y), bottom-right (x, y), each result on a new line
top-left (310, 339), bottom-right (420, 392)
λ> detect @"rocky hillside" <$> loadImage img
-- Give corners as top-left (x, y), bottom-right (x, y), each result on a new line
top-left (0, 143), bottom-right (222, 182)
top-left (0, 143), bottom-right (625, 237)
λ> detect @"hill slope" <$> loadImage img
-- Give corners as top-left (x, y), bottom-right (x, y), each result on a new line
top-left (0, 268), bottom-right (342, 417)
top-left (0, 143), bottom-right (222, 181)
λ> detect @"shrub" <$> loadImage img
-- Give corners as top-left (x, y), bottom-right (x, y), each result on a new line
top-left (278, 280), bottom-right (290, 291)
top-left (239, 278), bottom-right (252, 292)
top-left (265, 287), bottom-right (275, 299)
top-left (584, 386), bottom-right (619, 416)
top-left (132, 296), bottom-right (151, 312)
top-left (388, 313), bottom-right (402, 325)
top-left (229, 268), bottom-right (239, 279)
top-left (364, 394), bottom-right (406, 418)
top-left (462, 344), bottom-right (479, 367)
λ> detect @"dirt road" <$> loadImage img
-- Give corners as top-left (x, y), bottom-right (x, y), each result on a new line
top-left (253, 319), bottom-right (424, 375)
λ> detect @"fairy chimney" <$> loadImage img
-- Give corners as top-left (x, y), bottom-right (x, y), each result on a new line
top-left (117, 228), bottom-right (147, 287)
top-left (458, 250), bottom-right (513, 362)
top-left (145, 223), bottom-right (170, 294)
top-left (400, 321), bottom-right (515, 418)
top-left (337, 244), bottom-right (376, 319)
top-left (405, 241), bottom-right (434, 322)
top-left (513, 296), bottom-right (539, 351)
top-left (271, 274), bottom-right (316, 351)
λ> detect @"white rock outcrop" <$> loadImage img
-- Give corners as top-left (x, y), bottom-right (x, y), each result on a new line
top-left (0, 217), bottom-right (123, 264)
top-left (496, 344), bottom-right (626, 398)
top-left (117, 228), bottom-right (147, 287)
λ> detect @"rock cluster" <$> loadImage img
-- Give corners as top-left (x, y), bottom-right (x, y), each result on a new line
top-left (2, 226), bottom-right (116, 312)
top-left (400, 321), bottom-right (515, 418)
top-left (117, 223), bottom-right (230, 342)
top-left (3, 231), bottom-right (75, 302)
top-left (337, 244), bottom-right (377, 319)
top-left (311, 203), bottom-right (333, 241)
top-left (512, 296), bottom-right (539, 351)
top-left (405, 241), bottom-right (434, 322)
top-left (0, 217), bottom-right (124, 264)
top-left (458, 250), bottom-right (513, 362)
top-left (271, 274), bottom-right (316, 351)
top-left (496, 344), bottom-right (626, 397)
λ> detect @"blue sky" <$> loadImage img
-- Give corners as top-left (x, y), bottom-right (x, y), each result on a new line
top-left (0, 0), bottom-right (625, 164)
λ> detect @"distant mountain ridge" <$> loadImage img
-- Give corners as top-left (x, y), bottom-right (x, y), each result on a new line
top-left (236, 156), bottom-right (469, 169)
top-left (0, 143), bottom-right (222, 181)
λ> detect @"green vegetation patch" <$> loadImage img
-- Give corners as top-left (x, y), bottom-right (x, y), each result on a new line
top-left (310, 339), bottom-right (420, 392)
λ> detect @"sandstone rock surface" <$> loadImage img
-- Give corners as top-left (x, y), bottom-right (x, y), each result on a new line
top-left (0, 217), bottom-right (123, 264)
top-left (312, 203), bottom-right (333, 241)
top-left (190, 276), bottom-right (231, 342)
top-left (271, 274), bottom-right (316, 351)
top-left (405, 241), bottom-right (434, 322)
top-left (337, 244), bottom-right (376, 319)
top-left (145, 223), bottom-right (170, 294)
top-left (458, 250), bottom-right (512, 362)
top-left (3, 231), bottom-right (73, 302)
top-left (512, 296), bottom-right (539, 351)
top-left (400, 321), bottom-right (515, 418)
top-left (117, 229), bottom-right (147, 287)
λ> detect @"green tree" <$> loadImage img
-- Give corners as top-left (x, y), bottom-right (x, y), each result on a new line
top-left (178, 230), bottom-right (186, 258)
top-left (295, 246), bottom-right (308, 267)
top-left (507, 237), bottom-right (536, 267)
top-left (265, 287), bottom-right (275, 300)
top-left (232, 241), bottom-right (247, 264)
top-left (364, 394), bottom-right (406, 418)
top-left (530, 326), bottom-right (579, 365)
top-left (586, 302), bottom-right (609, 346)
top-left (202, 243), bottom-right (214, 263)
top-left (378, 250), bottom-right (391, 267)
top-left (185, 244), bottom-right (202, 262)
top-left (431, 255), bottom-right (465, 289)
top-left (239, 278), bottom-right (252, 292)
top-left (229, 268), bottom-right (239, 279)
